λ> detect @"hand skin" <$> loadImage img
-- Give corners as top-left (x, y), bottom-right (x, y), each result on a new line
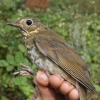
top-left (34, 70), bottom-right (80, 100)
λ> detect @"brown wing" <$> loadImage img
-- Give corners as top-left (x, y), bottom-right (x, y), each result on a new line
top-left (34, 32), bottom-right (96, 93)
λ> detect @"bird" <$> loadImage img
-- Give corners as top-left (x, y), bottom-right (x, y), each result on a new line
top-left (7, 17), bottom-right (96, 100)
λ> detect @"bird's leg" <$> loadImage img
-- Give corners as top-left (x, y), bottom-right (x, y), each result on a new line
top-left (13, 63), bottom-right (36, 76)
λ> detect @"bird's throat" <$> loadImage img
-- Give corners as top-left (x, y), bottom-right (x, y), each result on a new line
top-left (23, 28), bottom-right (40, 49)
top-left (24, 35), bottom-right (35, 49)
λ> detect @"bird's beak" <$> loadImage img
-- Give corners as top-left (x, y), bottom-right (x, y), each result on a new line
top-left (7, 22), bottom-right (20, 27)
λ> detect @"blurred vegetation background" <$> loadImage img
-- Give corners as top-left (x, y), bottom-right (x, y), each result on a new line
top-left (0, 0), bottom-right (100, 100)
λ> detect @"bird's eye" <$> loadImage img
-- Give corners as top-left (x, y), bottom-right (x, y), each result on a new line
top-left (26, 20), bottom-right (33, 25)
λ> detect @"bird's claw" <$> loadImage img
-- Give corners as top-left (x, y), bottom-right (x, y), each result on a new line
top-left (13, 63), bottom-right (36, 76)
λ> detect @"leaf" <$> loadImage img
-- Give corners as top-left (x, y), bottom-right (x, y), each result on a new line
top-left (6, 65), bottom-right (14, 72)
top-left (12, 77), bottom-right (27, 86)
top-left (1, 96), bottom-right (8, 100)
top-left (12, 77), bottom-right (21, 86)
top-left (15, 51), bottom-right (25, 63)
top-left (6, 54), bottom-right (15, 64)
top-left (20, 77), bottom-right (28, 85)
top-left (94, 84), bottom-right (100, 92)
top-left (0, 60), bottom-right (9, 67)
top-left (18, 44), bottom-right (26, 53)
top-left (22, 58), bottom-right (30, 65)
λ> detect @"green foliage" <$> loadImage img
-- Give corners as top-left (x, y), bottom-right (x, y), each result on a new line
top-left (0, 0), bottom-right (100, 100)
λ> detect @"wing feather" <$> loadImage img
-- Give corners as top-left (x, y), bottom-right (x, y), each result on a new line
top-left (34, 33), bottom-right (96, 93)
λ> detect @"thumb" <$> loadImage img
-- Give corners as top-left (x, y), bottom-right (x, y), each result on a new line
top-left (35, 71), bottom-right (56, 100)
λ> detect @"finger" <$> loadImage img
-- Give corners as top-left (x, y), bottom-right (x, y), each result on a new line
top-left (36, 70), bottom-right (49, 86)
top-left (49, 75), bottom-right (64, 89)
top-left (59, 81), bottom-right (74, 95)
top-left (37, 85), bottom-right (56, 100)
top-left (36, 71), bottom-right (56, 100)
top-left (68, 88), bottom-right (80, 100)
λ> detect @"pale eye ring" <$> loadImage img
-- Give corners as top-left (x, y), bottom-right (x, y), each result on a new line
top-left (26, 20), bottom-right (33, 25)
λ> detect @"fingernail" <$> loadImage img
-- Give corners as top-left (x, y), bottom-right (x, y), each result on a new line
top-left (37, 71), bottom-right (48, 82)
top-left (55, 75), bottom-right (63, 81)
top-left (66, 81), bottom-right (71, 86)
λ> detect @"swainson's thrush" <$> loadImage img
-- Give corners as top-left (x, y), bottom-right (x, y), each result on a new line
top-left (7, 18), bottom-right (96, 100)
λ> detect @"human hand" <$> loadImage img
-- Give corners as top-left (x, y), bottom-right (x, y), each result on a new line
top-left (33, 70), bottom-right (79, 100)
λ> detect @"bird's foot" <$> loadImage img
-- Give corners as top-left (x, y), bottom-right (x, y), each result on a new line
top-left (13, 63), bottom-right (36, 76)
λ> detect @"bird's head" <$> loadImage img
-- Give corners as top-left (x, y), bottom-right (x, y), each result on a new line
top-left (7, 18), bottom-right (41, 37)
